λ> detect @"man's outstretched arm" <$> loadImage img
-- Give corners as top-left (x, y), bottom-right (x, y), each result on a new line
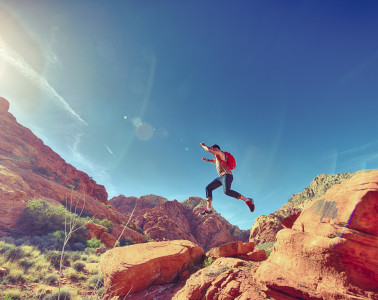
top-left (200, 143), bottom-right (220, 155)
top-left (202, 157), bottom-right (216, 163)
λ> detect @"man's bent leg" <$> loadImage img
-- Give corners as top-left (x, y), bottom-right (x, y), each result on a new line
top-left (205, 178), bottom-right (222, 210)
top-left (222, 174), bottom-right (241, 199)
top-left (222, 174), bottom-right (255, 213)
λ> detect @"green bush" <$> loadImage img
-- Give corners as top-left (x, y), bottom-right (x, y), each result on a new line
top-left (5, 247), bottom-right (26, 262)
top-left (69, 252), bottom-right (82, 262)
top-left (203, 257), bottom-right (213, 267)
top-left (44, 274), bottom-right (59, 285)
top-left (72, 260), bottom-right (86, 272)
top-left (86, 237), bottom-right (104, 249)
top-left (19, 258), bottom-right (35, 271)
top-left (45, 251), bottom-right (69, 269)
top-left (4, 289), bottom-right (23, 300)
top-left (120, 237), bottom-right (135, 246)
top-left (42, 288), bottom-right (72, 300)
top-left (255, 241), bottom-right (276, 258)
top-left (87, 274), bottom-right (104, 289)
top-left (84, 217), bottom-right (113, 232)
top-left (20, 199), bottom-right (88, 237)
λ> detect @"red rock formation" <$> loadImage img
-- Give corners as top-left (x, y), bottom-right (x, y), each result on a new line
top-left (255, 171), bottom-right (378, 299)
top-left (114, 196), bottom-right (250, 251)
top-left (86, 222), bottom-right (117, 248)
top-left (110, 194), bottom-right (168, 214)
top-left (206, 241), bottom-right (255, 260)
top-left (0, 97), bottom-right (146, 245)
top-left (247, 250), bottom-right (267, 262)
top-left (100, 240), bottom-right (204, 298)
top-left (173, 257), bottom-right (267, 299)
top-left (250, 171), bottom-right (373, 245)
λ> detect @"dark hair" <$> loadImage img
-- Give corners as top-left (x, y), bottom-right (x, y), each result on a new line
top-left (211, 144), bottom-right (221, 150)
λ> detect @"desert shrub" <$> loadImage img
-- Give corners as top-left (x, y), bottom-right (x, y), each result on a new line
top-left (0, 240), bottom-right (14, 254)
top-left (72, 260), bottom-right (86, 272)
top-left (120, 237), bottom-right (135, 246)
top-left (45, 251), bottom-right (69, 269)
top-left (44, 273), bottom-right (59, 285)
top-left (42, 288), bottom-right (72, 300)
top-left (19, 199), bottom-right (87, 238)
top-left (87, 254), bottom-right (101, 263)
top-left (65, 268), bottom-right (86, 282)
top-left (203, 257), bottom-right (213, 267)
top-left (4, 247), bottom-right (26, 262)
top-left (32, 256), bottom-right (52, 278)
top-left (4, 289), bottom-right (23, 300)
top-left (87, 273), bottom-right (104, 289)
top-left (84, 217), bottom-right (113, 232)
top-left (6, 266), bottom-right (25, 284)
top-left (70, 242), bottom-right (85, 251)
top-left (255, 241), bottom-right (276, 258)
top-left (85, 247), bottom-right (96, 255)
top-left (69, 252), bottom-right (82, 262)
top-left (86, 237), bottom-right (103, 249)
top-left (86, 263), bottom-right (99, 275)
top-left (19, 258), bottom-right (35, 271)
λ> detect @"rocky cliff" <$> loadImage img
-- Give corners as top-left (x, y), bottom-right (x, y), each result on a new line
top-left (111, 195), bottom-right (249, 251)
top-left (0, 97), bottom-right (145, 243)
top-left (250, 170), bottom-right (376, 245)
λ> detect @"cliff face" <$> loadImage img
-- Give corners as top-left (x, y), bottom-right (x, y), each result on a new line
top-left (0, 97), bottom-right (139, 241)
top-left (255, 170), bottom-right (378, 299)
top-left (110, 196), bottom-right (250, 251)
top-left (250, 170), bottom-right (375, 245)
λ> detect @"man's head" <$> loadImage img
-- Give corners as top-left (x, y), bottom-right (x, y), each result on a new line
top-left (211, 144), bottom-right (221, 150)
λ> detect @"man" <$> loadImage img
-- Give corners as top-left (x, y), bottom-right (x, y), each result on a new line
top-left (200, 142), bottom-right (255, 215)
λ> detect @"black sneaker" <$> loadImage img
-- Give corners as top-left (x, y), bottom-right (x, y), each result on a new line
top-left (246, 198), bottom-right (255, 213)
top-left (199, 209), bottom-right (213, 215)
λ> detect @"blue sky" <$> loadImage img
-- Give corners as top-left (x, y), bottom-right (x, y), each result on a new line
top-left (1, 1), bottom-right (378, 230)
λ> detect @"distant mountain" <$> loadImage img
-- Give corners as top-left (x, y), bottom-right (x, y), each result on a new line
top-left (110, 195), bottom-right (249, 251)
top-left (250, 169), bottom-right (376, 245)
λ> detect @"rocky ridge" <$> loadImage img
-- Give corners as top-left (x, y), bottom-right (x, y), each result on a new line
top-left (250, 170), bottom-right (375, 245)
top-left (110, 195), bottom-right (249, 251)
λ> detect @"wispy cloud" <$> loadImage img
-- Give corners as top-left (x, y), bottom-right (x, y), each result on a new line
top-left (0, 41), bottom-right (87, 125)
top-left (105, 145), bottom-right (116, 157)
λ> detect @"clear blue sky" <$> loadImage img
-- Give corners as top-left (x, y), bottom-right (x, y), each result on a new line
top-left (1, 1), bottom-right (378, 229)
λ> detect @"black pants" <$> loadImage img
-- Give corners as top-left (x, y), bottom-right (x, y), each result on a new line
top-left (206, 174), bottom-right (241, 199)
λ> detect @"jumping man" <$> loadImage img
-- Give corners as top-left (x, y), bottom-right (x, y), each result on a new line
top-left (200, 142), bottom-right (255, 215)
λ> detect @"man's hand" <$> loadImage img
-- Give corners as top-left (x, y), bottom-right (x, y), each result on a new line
top-left (202, 157), bottom-right (208, 161)
top-left (200, 142), bottom-right (206, 147)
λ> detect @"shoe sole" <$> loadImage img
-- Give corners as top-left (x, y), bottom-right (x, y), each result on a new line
top-left (248, 198), bottom-right (255, 213)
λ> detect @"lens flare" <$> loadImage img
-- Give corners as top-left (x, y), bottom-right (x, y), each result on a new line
top-left (132, 117), bottom-right (142, 127)
top-left (135, 122), bottom-right (154, 141)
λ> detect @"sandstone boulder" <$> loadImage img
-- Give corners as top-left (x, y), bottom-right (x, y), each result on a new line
top-left (255, 171), bottom-right (378, 300)
top-left (247, 249), bottom-right (267, 262)
top-left (173, 257), bottom-right (267, 300)
top-left (206, 241), bottom-right (255, 260)
top-left (100, 240), bottom-right (204, 297)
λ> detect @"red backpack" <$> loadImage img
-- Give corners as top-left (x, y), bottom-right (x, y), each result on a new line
top-left (223, 151), bottom-right (236, 170)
